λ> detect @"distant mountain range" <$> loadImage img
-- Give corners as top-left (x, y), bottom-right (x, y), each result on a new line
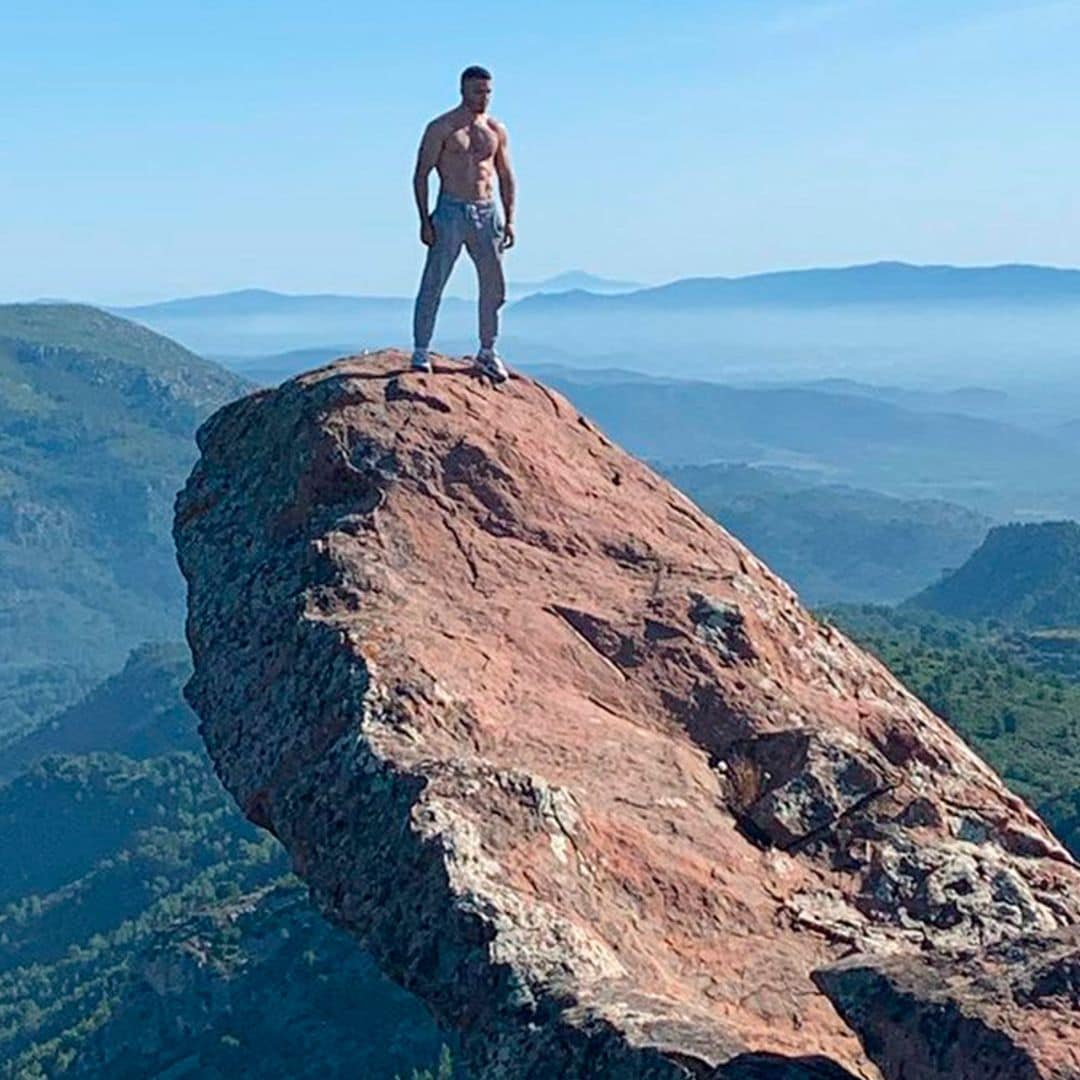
top-left (110, 270), bottom-right (644, 321)
top-left (110, 262), bottom-right (1080, 325)
top-left (97, 262), bottom-right (1080, 384)
top-left (114, 289), bottom-right (451, 320)
top-left (511, 261), bottom-right (1080, 313)
top-left (666, 462), bottom-right (990, 605)
top-left (212, 344), bottom-right (361, 383)
top-left (107, 291), bottom-right (466, 357)
top-left (507, 269), bottom-right (643, 296)
top-left (765, 377), bottom-right (1011, 416)
top-left (538, 370), bottom-right (1080, 520)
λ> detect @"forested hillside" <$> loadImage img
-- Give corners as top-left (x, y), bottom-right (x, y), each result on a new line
top-left (0, 304), bottom-right (251, 740)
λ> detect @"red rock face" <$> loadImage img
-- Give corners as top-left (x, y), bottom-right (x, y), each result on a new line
top-left (174, 351), bottom-right (1080, 1079)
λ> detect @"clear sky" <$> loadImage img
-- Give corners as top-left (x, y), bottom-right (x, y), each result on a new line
top-left (3, 0), bottom-right (1077, 303)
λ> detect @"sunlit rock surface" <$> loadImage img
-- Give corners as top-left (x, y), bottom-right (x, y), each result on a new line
top-left (175, 350), bottom-right (1080, 1079)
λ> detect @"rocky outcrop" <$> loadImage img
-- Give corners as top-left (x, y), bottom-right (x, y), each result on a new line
top-left (815, 929), bottom-right (1080, 1080)
top-left (174, 350), bottom-right (1080, 1079)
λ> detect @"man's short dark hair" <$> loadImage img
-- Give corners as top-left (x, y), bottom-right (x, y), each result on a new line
top-left (460, 65), bottom-right (492, 86)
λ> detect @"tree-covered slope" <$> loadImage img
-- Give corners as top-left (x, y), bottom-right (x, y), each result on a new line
top-left (0, 304), bottom-right (252, 739)
top-left (0, 649), bottom-right (452, 1078)
top-left (21, 881), bottom-right (450, 1080)
top-left (0, 642), bottom-right (199, 782)
top-left (903, 520), bottom-right (1080, 627)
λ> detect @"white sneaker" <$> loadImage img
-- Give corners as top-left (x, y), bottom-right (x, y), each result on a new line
top-left (475, 347), bottom-right (509, 382)
top-left (411, 348), bottom-right (432, 373)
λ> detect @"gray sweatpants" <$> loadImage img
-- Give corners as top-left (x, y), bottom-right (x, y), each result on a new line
top-left (412, 191), bottom-right (507, 351)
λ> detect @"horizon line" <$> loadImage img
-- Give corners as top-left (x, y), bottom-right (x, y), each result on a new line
top-left (15, 257), bottom-right (1080, 311)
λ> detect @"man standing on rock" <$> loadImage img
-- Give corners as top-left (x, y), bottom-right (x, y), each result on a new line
top-left (410, 65), bottom-right (515, 382)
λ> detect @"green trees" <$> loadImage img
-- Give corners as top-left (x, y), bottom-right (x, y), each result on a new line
top-left (400, 1045), bottom-right (455, 1080)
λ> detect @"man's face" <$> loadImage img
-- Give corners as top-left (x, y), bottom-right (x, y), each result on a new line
top-left (461, 78), bottom-right (492, 114)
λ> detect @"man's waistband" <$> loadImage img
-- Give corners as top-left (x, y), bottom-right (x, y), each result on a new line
top-left (436, 191), bottom-right (496, 208)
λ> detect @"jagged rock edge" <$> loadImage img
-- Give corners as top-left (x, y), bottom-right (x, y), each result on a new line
top-left (185, 623), bottom-right (744, 1079)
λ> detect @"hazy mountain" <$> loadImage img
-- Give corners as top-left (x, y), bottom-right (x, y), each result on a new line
top-left (761, 377), bottom-right (1011, 415)
top-left (118, 263), bottom-right (1080, 324)
top-left (113, 278), bottom-right (637, 358)
top-left (112, 290), bottom-right (470, 357)
top-left (520, 362), bottom-right (673, 384)
top-left (214, 350), bottom-right (677, 388)
top-left (745, 377), bottom-right (1071, 432)
top-left (114, 288), bottom-right (442, 321)
top-left (541, 372), bottom-right (1080, 521)
top-left (508, 269), bottom-right (643, 297)
top-left (0, 303), bottom-right (252, 739)
top-left (510, 261), bottom-right (1080, 313)
top-left (665, 462), bottom-right (990, 604)
top-left (212, 344), bottom-right (362, 384)
top-left (903, 521), bottom-right (1080, 629)
top-left (116, 270), bottom-right (643, 321)
top-left (500, 263), bottom-right (1080, 390)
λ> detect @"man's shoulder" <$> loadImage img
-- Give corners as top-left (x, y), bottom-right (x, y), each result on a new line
top-left (426, 108), bottom-right (460, 132)
top-left (487, 115), bottom-right (509, 137)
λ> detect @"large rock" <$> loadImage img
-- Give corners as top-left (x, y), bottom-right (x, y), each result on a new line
top-left (814, 929), bottom-right (1080, 1079)
top-left (174, 351), bottom-right (1080, 1079)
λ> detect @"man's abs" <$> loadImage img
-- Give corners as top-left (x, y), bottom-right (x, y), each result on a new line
top-left (435, 120), bottom-right (499, 201)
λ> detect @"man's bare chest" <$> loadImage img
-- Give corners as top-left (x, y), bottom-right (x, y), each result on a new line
top-left (442, 122), bottom-right (498, 162)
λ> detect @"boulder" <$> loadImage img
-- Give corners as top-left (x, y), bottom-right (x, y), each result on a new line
top-left (175, 351), bottom-right (1080, 1078)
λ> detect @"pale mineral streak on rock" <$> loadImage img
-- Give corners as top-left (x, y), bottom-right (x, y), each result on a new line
top-left (175, 351), bottom-right (1080, 1079)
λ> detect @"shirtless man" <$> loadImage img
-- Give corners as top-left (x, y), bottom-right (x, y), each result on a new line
top-left (410, 65), bottom-right (516, 381)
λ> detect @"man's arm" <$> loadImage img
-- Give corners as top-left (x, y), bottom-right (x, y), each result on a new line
top-left (494, 122), bottom-right (516, 249)
top-left (413, 121), bottom-right (443, 231)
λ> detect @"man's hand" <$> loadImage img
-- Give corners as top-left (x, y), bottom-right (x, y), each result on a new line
top-left (420, 216), bottom-right (435, 247)
top-left (500, 221), bottom-right (515, 253)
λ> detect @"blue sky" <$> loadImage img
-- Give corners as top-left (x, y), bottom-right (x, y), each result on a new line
top-left (2, 0), bottom-right (1077, 303)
